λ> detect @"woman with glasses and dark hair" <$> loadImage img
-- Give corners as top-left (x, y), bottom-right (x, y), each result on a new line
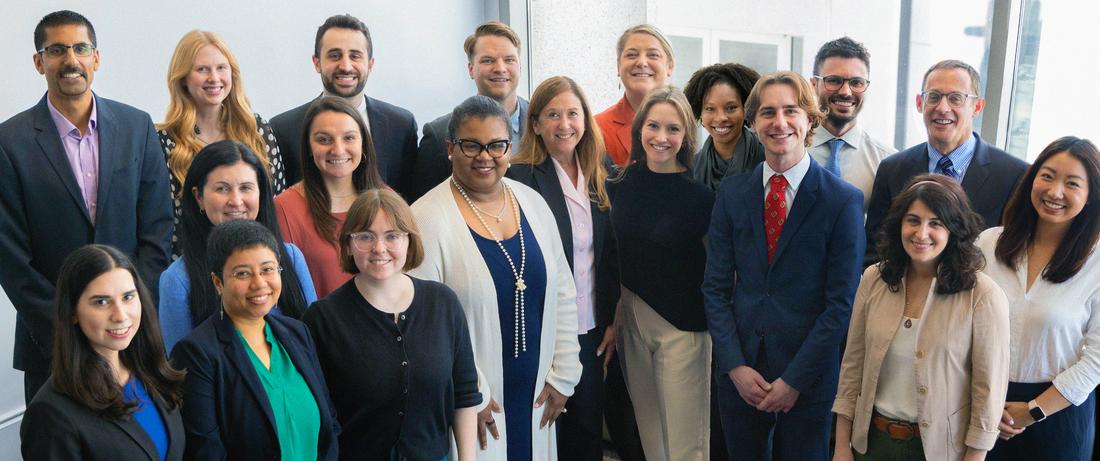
top-left (158, 140), bottom-right (315, 353)
top-left (304, 189), bottom-right (480, 460)
top-left (171, 220), bottom-right (339, 460)
top-left (834, 174), bottom-right (1010, 461)
top-left (276, 96), bottom-right (387, 298)
top-left (158, 30), bottom-right (286, 257)
top-left (683, 62), bottom-right (764, 192)
top-left (21, 245), bottom-right (185, 460)
top-left (979, 137), bottom-right (1100, 460)
top-left (408, 95), bottom-right (581, 461)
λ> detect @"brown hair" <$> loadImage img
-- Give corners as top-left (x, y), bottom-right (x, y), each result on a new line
top-left (339, 189), bottom-right (425, 273)
top-left (922, 59), bottom-right (981, 94)
top-left (744, 71), bottom-right (825, 147)
top-left (464, 21), bottom-right (520, 62)
top-left (624, 85), bottom-right (696, 171)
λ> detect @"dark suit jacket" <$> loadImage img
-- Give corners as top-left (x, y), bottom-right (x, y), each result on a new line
top-left (0, 94), bottom-right (173, 375)
top-left (506, 158), bottom-right (618, 329)
top-left (171, 313), bottom-right (340, 460)
top-left (269, 94), bottom-right (418, 197)
top-left (410, 97), bottom-right (529, 202)
top-left (21, 381), bottom-right (185, 460)
top-left (703, 159), bottom-right (865, 402)
top-left (865, 133), bottom-right (1028, 262)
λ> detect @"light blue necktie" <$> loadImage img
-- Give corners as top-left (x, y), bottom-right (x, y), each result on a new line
top-left (825, 138), bottom-right (845, 177)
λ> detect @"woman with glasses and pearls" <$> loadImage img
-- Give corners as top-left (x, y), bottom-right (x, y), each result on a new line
top-left (304, 189), bottom-right (480, 461)
top-left (834, 174), bottom-right (1009, 461)
top-left (172, 220), bottom-right (339, 460)
top-left (276, 96), bottom-right (387, 298)
top-left (683, 63), bottom-right (763, 192)
top-left (979, 137), bottom-right (1100, 460)
top-left (158, 30), bottom-right (287, 257)
top-left (158, 140), bottom-right (315, 353)
top-left (408, 95), bottom-right (581, 461)
top-left (21, 245), bottom-right (185, 460)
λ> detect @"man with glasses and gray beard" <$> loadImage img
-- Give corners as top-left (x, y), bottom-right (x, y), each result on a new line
top-left (864, 59), bottom-right (1028, 263)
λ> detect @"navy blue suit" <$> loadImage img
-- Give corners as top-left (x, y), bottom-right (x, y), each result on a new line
top-left (171, 313), bottom-right (340, 460)
top-left (0, 94), bottom-right (172, 400)
top-left (703, 158), bottom-right (865, 460)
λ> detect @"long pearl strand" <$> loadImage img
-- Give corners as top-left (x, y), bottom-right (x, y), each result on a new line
top-left (452, 178), bottom-right (527, 357)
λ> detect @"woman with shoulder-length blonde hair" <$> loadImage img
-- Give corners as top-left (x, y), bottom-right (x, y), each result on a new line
top-left (158, 29), bottom-right (287, 256)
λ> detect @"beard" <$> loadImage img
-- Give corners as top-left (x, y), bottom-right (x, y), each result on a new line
top-left (823, 95), bottom-right (861, 127)
top-left (321, 72), bottom-right (367, 98)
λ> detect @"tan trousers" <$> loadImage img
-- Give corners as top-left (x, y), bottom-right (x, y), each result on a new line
top-left (617, 287), bottom-right (711, 461)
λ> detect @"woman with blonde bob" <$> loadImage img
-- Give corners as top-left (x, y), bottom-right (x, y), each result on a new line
top-left (159, 30), bottom-right (286, 255)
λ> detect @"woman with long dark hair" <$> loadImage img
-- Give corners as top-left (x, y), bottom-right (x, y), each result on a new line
top-left (158, 140), bottom-right (315, 352)
top-left (21, 245), bottom-right (185, 460)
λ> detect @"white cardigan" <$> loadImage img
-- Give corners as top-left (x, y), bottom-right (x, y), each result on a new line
top-left (409, 178), bottom-right (582, 460)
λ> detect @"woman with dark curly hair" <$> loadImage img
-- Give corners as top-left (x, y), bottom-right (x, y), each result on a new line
top-left (683, 62), bottom-right (763, 191)
top-left (833, 173), bottom-right (1010, 461)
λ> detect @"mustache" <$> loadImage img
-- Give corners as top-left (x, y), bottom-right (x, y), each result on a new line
top-left (57, 66), bottom-right (86, 78)
top-left (829, 95), bottom-right (857, 103)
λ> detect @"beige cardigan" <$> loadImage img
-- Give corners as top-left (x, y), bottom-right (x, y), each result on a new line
top-left (408, 178), bottom-right (582, 461)
top-left (833, 265), bottom-right (1009, 461)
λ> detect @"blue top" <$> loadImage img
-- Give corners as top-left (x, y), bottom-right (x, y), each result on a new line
top-left (123, 377), bottom-right (169, 461)
top-left (158, 242), bottom-right (317, 353)
top-left (926, 131), bottom-right (977, 179)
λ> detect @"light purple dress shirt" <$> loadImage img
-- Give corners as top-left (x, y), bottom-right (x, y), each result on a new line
top-left (551, 157), bottom-right (596, 333)
top-left (47, 98), bottom-right (100, 224)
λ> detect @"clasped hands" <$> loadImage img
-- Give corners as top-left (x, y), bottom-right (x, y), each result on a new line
top-left (729, 365), bottom-right (800, 413)
top-left (997, 401), bottom-right (1035, 440)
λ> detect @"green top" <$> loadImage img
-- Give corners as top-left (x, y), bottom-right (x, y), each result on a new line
top-left (239, 324), bottom-right (321, 460)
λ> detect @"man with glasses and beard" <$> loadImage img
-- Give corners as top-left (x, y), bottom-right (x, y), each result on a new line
top-left (270, 14), bottom-right (419, 197)
top-left (0, 10), bottom-right (172, 403)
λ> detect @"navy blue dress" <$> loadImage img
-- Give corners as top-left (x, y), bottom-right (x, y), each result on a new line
top-left (470, 212), bottom-right (546, 461)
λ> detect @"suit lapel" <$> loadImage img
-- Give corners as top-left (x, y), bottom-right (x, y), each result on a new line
top-left (771, 162), bottom-right (821, 265)
top-left (899, 146), bottom-right (929, 189)
top-left (533, 159), bottom-right (574, 266)
top-left (364, 95), bottom-right (387, 151)
top-left (110, 411), bottom-right (159, 461)
top-left (746, 166), bottom-right (769, 270)
top-left (215, 315), bottom-right (279, 438)
top-left (159, 398), bottom-right (186, 461)
top-left (960, 140), bottom-right (991, 199)
top-left (94, 96), bottom-right (118, 226)
top-left (32, 97), bottom-right (91, 224)
top-left (612, 103), bottom-right (632, 159)
top-left (269, 319), bottom-right (330, 427)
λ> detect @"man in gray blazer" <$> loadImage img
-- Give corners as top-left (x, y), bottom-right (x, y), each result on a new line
top-left (270, 14), bottom-right (418, 197)
top-left (0, 10), bottom-right (172, 403)
top-left (409, 21), bottom-right (529, 202)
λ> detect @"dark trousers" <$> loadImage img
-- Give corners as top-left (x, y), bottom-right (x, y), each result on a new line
top-left (558, 329), bottom-right (604, 461)
top-left (24, 368), bottom-right (48, 404)
top-left (854, 422), bottom-right (924, 461)
top-left (711, 363), bottom-right (730, 461)
top-left (987, 382), bottom-right (1095, 461)
top-left (606, 351), bottom-right (647, 461)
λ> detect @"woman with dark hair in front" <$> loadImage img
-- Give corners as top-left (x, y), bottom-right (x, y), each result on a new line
top-left (683, 62), bottom-right (763, 192)
top-left (507, 75), bottom-right (614, 461)
top-left (171, 220), bottom-right (339, 460)
top-left (21, 244), bottom-right (185, 460)
top-left (158, 140), bottom-right (315, 353)
top-left (276, 96), bottom-right (387, 298)
top-left (408, 95), bottom-right (581, 461)
top-left (979, 136), bottom-right (1100, 460)
top-left (834, 174), bottom-right (1010, 461)
top-left (305, 189), bottom-right (480, 460)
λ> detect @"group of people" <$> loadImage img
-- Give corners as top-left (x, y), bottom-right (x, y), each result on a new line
top-left (1, 8), bottom-right (1096, 461)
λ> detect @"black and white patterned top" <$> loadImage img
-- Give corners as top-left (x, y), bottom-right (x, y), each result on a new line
top-left (158, 113), bottom-right (287, 258)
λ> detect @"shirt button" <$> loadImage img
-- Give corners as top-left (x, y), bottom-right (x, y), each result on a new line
top-left (403, 389), bottom-right (408, 394)
top-left (920, 421), bottom-right (929, 428)
top-left (397, 336), bottom-right (403, 342)
top-left (917, 386), bottom-right (927, 395)
top-left (400, 314), bottom-right (406, 320)
top-left (398, 411), bottom-right (404, 417)
top-left (916, 350), bottom-right (924, 359)
top-left (402, 361), bottom-right (408, 367)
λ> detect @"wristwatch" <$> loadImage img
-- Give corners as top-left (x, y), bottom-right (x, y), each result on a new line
top-left (1027, 399), bottom-right (1047, 423)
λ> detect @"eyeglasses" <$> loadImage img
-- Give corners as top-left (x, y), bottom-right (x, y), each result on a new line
top-left (921, 91), bottom-right (978, 108)
top-left (225, 266), bottom-right (283, 282)
top-left (349, 231), bottom-right (409, 251)
top-left (814, 75), bottom-right (870, 93)
top-left (451, 138), bottom-right (511, 158)
top-left (37, 43), bottom-right (96, 58)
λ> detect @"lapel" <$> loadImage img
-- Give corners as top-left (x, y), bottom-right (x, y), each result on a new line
top-left (364, 95), bottom-right (387, 150)
top-left (771, 160), bottom-right (821, 266)
top-left (960, 136), bottom-right (992, 199)
top-left (94, 95), bottom-right (119, 226)
top-left (268, 318), bottom-right (329, 425)
top-left (111, 413), bottom-right (159, 461)
top-left (213, 314), bottom-right (279, 439)
top-left (612, 99), bottom-right (632, 157)
top-left (746, 164), bottom-right (769, 270)
top-left (160, 398), bottom-right (186, 460)
top-left (899, 145), bottom-right (930, 189)
top-left (31, 95), bottom-right (92, 224)
top-left (532, 158), bottom-right (574, 267)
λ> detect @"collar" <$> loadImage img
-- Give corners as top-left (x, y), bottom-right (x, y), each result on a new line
top-left (509, 102), bottom-right (521, 136)
top-left (761, 151), bottom-right (811, 192)
top-left (926, 131), bottom-right (977, 173)
top-left (610, 96), bottom-right (634, 125)
top-left (811, 122), bottom-right (863, 149)
top-left (550, 155), bottom-right (588, 202)
top-left (46, 94), bottom-right (98, 136)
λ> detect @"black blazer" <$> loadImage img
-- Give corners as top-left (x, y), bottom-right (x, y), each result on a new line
top-left (171, 313), bottom-right (340, 460)
top-left (269, 94), bottom-right (418, 197)
top-left (21, 382), bottom-right (185, 460)
top-left (864, 133), bottom-right (1028, 263)
top-left (506, 158), bottom-right (618, 330)
top-left (0, 94), bottom-right (173, 375)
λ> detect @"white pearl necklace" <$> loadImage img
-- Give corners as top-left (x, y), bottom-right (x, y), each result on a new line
top-left (452, 178), bottom-right (527, 357)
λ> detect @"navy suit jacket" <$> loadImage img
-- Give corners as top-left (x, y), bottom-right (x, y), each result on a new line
top-left (0, 94), bottom-right (172, 374)
top-left (171, 313), bottom-right (340, 460)
top-left (506, 158), bottom-right (619, 329)
top-left (21, 382), bottom-right (185, 460)
top-left (269, 94), bottom-right (418, 197)
top-left (703, 158), bottom-right (865, 402)
top-left (865, 133), bottom-right (1028, 262)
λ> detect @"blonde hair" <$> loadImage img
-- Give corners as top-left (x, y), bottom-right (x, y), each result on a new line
top-left (158, 30), bottom-right (269, 192)
top-left (616, 24), bottom-right (675, 68)
top-left (744, 71), bottom-right (825, 147)
top-left (513, 76), bottom-right (610, 210)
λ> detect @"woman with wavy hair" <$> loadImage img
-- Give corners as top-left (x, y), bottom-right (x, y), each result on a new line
top-left (158, 30), bottom-right (286, 256)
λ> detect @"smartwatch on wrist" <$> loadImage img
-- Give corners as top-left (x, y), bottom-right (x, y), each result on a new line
top-left (1027, 399), bottom-right (1047, 423)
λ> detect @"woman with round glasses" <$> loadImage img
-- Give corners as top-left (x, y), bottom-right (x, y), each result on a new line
top-left (304, 189), bottom-right (480, 460)
top-left (409, 95), bottom-right (581, 461)
top-left (683, 63), bottom-right (763, 192)
top-left (172, 220), bottom-right (339, 460)
top-left (276, 96), bottom-right (387, 298)
top-left (159, 30), bottom-right (286, 256)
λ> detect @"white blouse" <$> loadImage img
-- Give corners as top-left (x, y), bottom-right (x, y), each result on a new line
top-left (977, 227), bottom-right (1100, 405)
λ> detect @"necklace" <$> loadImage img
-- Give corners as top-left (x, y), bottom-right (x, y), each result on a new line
top-left (452, 178), bottom-right (528, 357)
top-left (459, 181), bottom-right (508, 222)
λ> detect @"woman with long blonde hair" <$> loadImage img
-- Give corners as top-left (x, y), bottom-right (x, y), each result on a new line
top-left (158, 30), bottom-right (286, 256)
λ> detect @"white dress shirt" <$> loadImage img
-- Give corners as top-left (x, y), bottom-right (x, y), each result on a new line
top-left (809, 124), bottom-right (894, 213)
top-left (761, 151), bottom-right (811, 213)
